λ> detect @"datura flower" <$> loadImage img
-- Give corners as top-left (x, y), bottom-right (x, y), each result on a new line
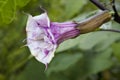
top-left (26, 12), bottom-right (80, 66)
top-left (26, 10), bottom-right (111, 67)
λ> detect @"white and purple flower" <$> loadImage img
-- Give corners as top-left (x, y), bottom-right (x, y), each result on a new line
top-left (26, 12), bottom-right (80, 66)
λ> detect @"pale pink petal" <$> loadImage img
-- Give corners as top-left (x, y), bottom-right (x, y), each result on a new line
top-left (33, 13), bottom-right (50, 27)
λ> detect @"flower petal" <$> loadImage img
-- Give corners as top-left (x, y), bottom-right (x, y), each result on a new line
top-left (50, 21), bottom-right (77, 36)
top-left (26, 15), bottom-right (40, 31)
top-left (50, 21), bottom-right (79, 44)
top-left (26, 13), bottom-right (57, 65)
top-left (35, 44), bottom-right (57, 64)
top-left (33, 12), bottom-right (50, 27)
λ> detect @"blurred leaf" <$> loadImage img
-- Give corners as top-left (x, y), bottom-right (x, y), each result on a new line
top-left (94, 32), bottom-right (120, 52)
top-left (47, 0), bottom-right (64, 21)
top-left (48, 0), bottom-right (87, 21)
top-left (0, 0), bottom-right (16, 25)
top-left (73, 10), bottom-right (98, 22)
top-left (16, 0), bottom-right (30, 8)
top-left (0, 74), bottom-right (5, 80)
top-left (63, 0), bottom-right (87, 19)
top-left (0, 0), bottom-right (120, 80)
top-left (57, 36), bottom-right (82, 52)
top-left (7, 48), bottom-right (29, 74)
top-left (110, 21), bottom-right (120, 29)
top-left (47, 48), bottom-right (113, 79)
top-left (68, 48), bottom-right (113, 78)
top-left (47, 72), bottom-right (69, 80)
top-left (85, 48), bottom-right (113, 74)
top-left (0, 10), bottom-right (28, 78)
top-left (78, 32), bottom-right (108, 50)
top-left (46, 51), bottom-right (83, 75)
top-left (16, 59), bottom-right (47, 80)
top-left (112, 42), bottom-right (120, 62)
top-left (0, 0), bottom-right (30, 25)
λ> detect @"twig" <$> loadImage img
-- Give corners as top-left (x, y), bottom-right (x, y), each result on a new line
top-left (111, 0), bottom-right (120, 23)
top-left (97, 29), bottom-right (120, 33)
top-left (90, 0), bottom-right (120, 24)
top-left (89, 0), bottom-right (107, 10)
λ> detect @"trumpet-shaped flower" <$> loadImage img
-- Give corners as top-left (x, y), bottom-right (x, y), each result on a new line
top-left (26, 12), bottom-right (80, 66)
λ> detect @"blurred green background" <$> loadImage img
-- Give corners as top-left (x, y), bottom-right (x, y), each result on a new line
top-left (0, 0), bottom-right (120, 80)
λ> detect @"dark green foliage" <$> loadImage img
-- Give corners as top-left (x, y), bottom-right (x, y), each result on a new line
top-left (0, 0), bottom-right (120, 80)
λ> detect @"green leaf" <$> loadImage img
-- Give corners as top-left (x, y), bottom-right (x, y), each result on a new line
top-left (0, 0), bottom-right (30, 25)
top-left (0, 74), bottom-right (5, 80)
top-left (48, 0), bottom-right (87, 21)
top-left (16, 0), bottom-right (30, 8)
top-left (78, 32), bottom-right (108, 50)
top-left (112, 42), bottom-right (120, 62)
top-left (57, 36), bottom-right (82, 52)
top-left (16, 59), bottom-right (47, 80)
top-left (94, 32), bottom-right (120, 52)
top-left (46, 51), bottom-right (83, 75)
top-left (46, 73), bottom-right (69, 80)
top-left (47, 48), bottom-right (113, 79)
top-left (0, 0), bottom-right (16, 25)
top-left (63, 0), bottom-right (87, 19)
top-left (69, 48), bottom-right (113, 78)
top-left (85, 48), bottom-right (113, 74)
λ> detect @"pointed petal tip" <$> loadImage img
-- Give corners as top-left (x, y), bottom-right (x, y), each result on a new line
top-left (22, 38), bottom-right (27, 42)
top-left (22, 11), bottom-right (30, 16)
top-left (33, 12), bottom-right (50, 27)
top-left (20, 44), bottom-right (28, 48)
top-left (39, 6), bottom-right (47, 13)
top-left (44, 63), bottom-right (48, 71)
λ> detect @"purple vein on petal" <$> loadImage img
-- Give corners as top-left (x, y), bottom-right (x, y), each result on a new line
top-left (41, 49), bottom-right (50, 60)
top-left (44, 49), bottom-right (49, 56)
top-left (57, 29), bottom-right (80, 44)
